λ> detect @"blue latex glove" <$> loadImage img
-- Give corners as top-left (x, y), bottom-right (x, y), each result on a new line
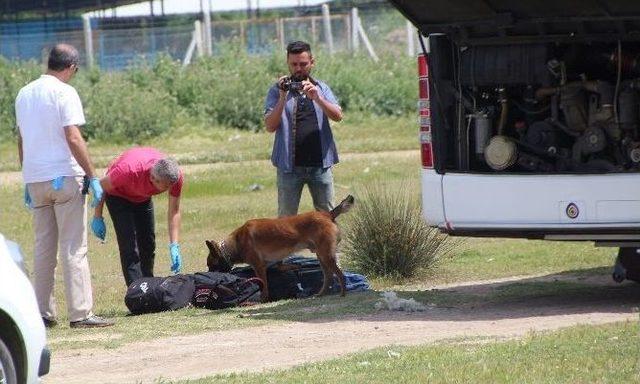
top-left (91, 216), bottom-right (106, 242)
top-left (88, 177), bottom-right (103, 208)
top-left (169, 242), bottom-right (182, 274)
top-left (51, 176), bottom-right (64, 191)
top-left (24, 185), bottom-right (32, 209)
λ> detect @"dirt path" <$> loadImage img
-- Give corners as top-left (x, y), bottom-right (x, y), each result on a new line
top-left (43, 274), bottom-right (640, 384)
top-left (0, 150), bottom-right (419, 186)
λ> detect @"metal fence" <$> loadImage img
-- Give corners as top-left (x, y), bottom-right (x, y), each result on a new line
top-left (0, 19), bottom-right (88, 65)
top-left (0, 5), bottom-right (415, 70)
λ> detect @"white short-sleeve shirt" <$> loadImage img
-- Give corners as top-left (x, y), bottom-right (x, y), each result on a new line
top-left (16, 74), bottom-right (86, 183)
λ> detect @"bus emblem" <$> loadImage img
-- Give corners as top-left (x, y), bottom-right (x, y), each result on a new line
top-left (566, 203), bottom-right (579, 219)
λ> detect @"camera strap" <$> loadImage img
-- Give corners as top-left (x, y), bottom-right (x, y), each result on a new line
top-left (291, 94), bottom-right (298, 164)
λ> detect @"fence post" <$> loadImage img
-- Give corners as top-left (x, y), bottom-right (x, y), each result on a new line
top-left (203, 2), bottom-right (213, 56)
top-left (321, 4), bottom-right (334, 54)
top-left (277, 18), bottom-right (285, 52)
top-left (311, 16), bottom-right (317, 46)
top-left (194, 20), bottom-right (204, 57)
top-left (183, 19), bottom-right (206, 67)
top-left (356, 13), bottom-right (379, 62)
top-left (240, 20), bottom-right (246, 52)
top-left (406, 20), bottom-right (415, 56)
top-left (351, 8), bottom-right (359, 53)
top-left (82, 15), bottom-right (94, 69)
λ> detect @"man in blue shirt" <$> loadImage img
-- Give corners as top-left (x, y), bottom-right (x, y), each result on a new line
top-left (264, 41), bottom-right (343, 216)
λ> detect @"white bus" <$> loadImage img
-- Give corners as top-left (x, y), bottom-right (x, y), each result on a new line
top-left (389, 0), bottom-right (640, 282)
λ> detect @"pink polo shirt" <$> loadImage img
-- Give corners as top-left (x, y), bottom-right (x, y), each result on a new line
top-left (106, 147), bottom-right (183, 203)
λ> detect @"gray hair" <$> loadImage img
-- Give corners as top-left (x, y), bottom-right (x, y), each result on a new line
top-left (151, 158), bottom-right (180, 184)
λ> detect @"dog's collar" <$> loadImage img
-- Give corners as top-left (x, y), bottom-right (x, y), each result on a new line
top-left (218, 240), bottom-right (234, 264)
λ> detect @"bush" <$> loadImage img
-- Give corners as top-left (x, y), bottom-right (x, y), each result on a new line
top-left (81, 72), bottom-right (178, 142)
top-left (342, 184), bottom-right (454, 279)
top-left (0, 58), bottom-right (41, 140)
top-left (176, 44), bottom-right (286, 131)
top-left (182, 51), bottom-right (273, 131)
top-left (0, 48), bottom-right (416, 142)
top-left (317, 53), bottom-right (415, 115)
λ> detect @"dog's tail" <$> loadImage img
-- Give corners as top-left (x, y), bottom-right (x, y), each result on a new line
top-left (330, 195), bottom-right (355, 220)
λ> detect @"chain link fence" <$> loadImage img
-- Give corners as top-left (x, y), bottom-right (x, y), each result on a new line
top-left (0, 19), bottom-right (88, 65)
top-left (0, 5), bottom-right (415, 70)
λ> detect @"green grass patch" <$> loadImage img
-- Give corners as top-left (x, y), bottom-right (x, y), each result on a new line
top-left (0, 149), bottom-right (621, 350)
top-left (0, 112), bottom-right (416, 172)
top-left (181, 321), bottom-right (640, 384)
top-left (0, 114), bottom-right (622, 353)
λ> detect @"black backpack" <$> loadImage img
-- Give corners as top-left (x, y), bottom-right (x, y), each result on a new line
top-left (192, 272), bottom-right (263, 309)
top-left (124, 275), bottom-right (196, 315)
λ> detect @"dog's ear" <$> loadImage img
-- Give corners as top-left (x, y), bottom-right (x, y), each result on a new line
top-left (341, 195), bottom-right (355, 212)
top-left (206, 239), bottom-right (224, 258)
top-left (206, 240), bottom-right (221, 272)
top-left (205, 240), bottom-right (217, 254)
top-left (330, 195), bottom-right (355, 220)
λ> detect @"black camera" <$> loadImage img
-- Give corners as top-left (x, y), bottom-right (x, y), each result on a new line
top-left (281, 77), bottom-right (304, 92)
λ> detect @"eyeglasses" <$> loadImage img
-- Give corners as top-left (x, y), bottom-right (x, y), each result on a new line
top-left (70, 64), bottom-right (79, 73)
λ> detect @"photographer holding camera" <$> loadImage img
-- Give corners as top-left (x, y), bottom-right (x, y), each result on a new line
top-left (264, 41), bottom-right (343, 216)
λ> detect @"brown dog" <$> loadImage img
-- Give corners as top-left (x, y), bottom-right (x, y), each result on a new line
top-left (205, 195), bottom-right (354, 301)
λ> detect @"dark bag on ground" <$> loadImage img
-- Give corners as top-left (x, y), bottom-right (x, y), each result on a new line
top-left (192, 272), bottom-right (262, 309)
top-left (125, 274), bottom-right (196, 314)
top-left (230, 256), bottom-right (370, 301)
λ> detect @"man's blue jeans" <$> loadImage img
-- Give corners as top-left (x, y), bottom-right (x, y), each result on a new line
top-left (277, 167), bottom-right (335, 217)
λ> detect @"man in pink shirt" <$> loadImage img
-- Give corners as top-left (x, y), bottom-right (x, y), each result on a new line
top-left (91, 147), bottom-right (184, 286)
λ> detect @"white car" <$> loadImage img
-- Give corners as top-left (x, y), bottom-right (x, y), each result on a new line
top-left (0, 233), bottom-right (49, 384)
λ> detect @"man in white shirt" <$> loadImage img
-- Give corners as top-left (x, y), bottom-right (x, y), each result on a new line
top-left (16, 44), bottom-right (113, 328)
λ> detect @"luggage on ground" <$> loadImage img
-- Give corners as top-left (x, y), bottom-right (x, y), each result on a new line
top-left (124, 274), bottom-right (196, 314)
top-left (230, 256), bottom-right (370, 301)
top-left (192, 271), bottom-right (262, 309)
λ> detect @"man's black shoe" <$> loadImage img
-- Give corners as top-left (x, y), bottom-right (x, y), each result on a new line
top-left (69, 315), bottom-right (114, 329)
top-left (42, 317), bottom-right (57, 328)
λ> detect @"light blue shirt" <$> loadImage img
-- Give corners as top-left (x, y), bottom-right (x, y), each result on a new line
top-left (264, 79), bottom-right (340, 172)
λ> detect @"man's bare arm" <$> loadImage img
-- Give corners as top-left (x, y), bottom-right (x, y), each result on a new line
top-left (265, 93), bottom-right (287, 132)
top-left (17, 130), bottom-right (23, 166)
top-left (303, 81), bottom-right (343, 122)
top-left (64, 125), bottom-right (97, 178)
top-left (314, 96), bottom-right (343, 122)
top-left (168, 194), bottom-right (181, 244)
top-left (93, 176), bottom-right (114, 217)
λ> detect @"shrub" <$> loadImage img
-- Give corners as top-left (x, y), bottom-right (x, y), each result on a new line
top-left (316, 53), bottom-right (415, 115)
top-left (179, 45), bottom-right (275, 131)
top-left (0, 48), bottom-right (416, 142)
top-left (81, 73), bottom-right (178, 142)
top-left (0, 58), bottom-right (40, 139)
top-left (342, 184), bottom-right (454, 279)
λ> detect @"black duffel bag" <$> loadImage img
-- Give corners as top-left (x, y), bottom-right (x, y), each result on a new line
top-left (192, 272), bottom-right (262, 309)
top-left (125, 274), bottom-right (196, 314)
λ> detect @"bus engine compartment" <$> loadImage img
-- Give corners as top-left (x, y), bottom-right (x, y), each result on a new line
top-left (440, 40), bottom-right (640, 173)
